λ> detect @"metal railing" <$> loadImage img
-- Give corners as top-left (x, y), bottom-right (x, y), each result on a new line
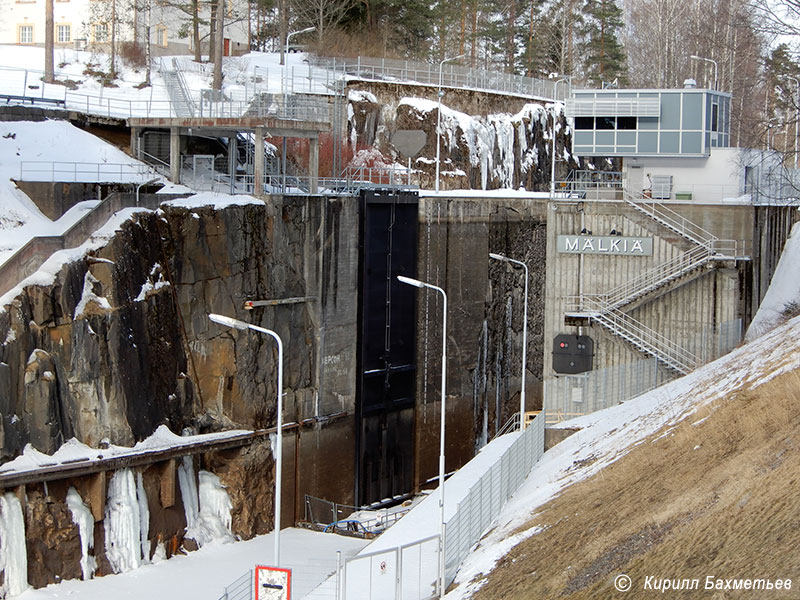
top-left (587, 245), bottom-right (718, 311)
top-left (309, 56), bottom-right (566, 101)
top-left (0, 64), bottom-right (173, 118)
top-left (566, 297), bottom-right (700, 374)
top-left (443, 410), bottom-right (545, 585)
top-left (19, 161), bottom-right (160, 183)
top-left (623, 190), bottom-right (721, 247)
top-left (218, 569), bottom-right (252, 600)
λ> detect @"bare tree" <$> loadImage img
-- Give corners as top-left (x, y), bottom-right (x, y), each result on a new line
top-left (289, 0), bottom-right (356, 44)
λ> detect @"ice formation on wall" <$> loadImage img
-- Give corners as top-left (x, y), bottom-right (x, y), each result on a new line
top-left (178, 457), bottom-right (234, 547)
top-left (0, 492), bottom-right (29, 596)
top-left (104, 468), bottom-right (149, 573)
top-left (399, 98), bottom-right (555, 190)
top-left (66, 487), bottom-right (97, 581)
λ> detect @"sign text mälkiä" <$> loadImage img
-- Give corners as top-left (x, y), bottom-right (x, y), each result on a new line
top-left (557, 235), bottom-right (654, 256)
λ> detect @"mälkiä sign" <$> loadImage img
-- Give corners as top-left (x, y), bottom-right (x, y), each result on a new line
top-left (557, 235), bottom-right (653, 256)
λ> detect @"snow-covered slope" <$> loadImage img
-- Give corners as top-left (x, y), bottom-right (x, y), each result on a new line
top-left (444, 310), bottom-right (800, 598)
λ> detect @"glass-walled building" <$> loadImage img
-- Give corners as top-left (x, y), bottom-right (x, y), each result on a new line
top-left (566, 85), bottom-right (731, 157)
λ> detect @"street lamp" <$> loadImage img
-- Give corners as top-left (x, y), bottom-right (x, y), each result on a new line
top-left (690, 55), bottom-right (718, 91)
top-left (208, 313), bottom-right (284, 567)
top-left (281, 25), bottom-right (315, 66)
top-left (396, 275), bottom-right (447, 597)
top-left (135, 177), bottom-right (160, 206)
top-left (435, 54), bottom-right (466, 193)
top-left (786, 76), bottom-right (799, 169)
top-left (489, 253), bottom-right (529, 431)
top-left (550, 76), bottom-right (570, 198)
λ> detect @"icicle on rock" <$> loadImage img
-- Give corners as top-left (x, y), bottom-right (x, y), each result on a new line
top-left (0, 492), bottom-right (30, 596)
top-left (66, 487), bottom-right (97, 581)
top-left (177, 455), bottom-right (199, 532)
top-left (104, 469), bottom-right (144, 573)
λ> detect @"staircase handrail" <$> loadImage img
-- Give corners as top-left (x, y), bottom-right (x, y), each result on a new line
top-left (589, 245), bottom-right (713, 309)
top-left (623, 189), bottom-right (719, 247)
top-left (171, 58), bottom-right (197, 116)
top-left (566, 296), bottom-right (700, 373)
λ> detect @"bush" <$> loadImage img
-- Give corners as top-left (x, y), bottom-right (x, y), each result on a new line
top-left (118, 42), bottom-right (146, 70)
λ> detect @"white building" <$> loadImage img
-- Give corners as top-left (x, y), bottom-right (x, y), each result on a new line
top-left (0, 0), bottom-right (250, 58)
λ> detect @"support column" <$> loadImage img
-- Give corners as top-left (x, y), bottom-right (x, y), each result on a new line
top-left (254, 127), bottom-right (265, 196)
top-left (87, 471), bottom-right (106, 521)
top-left (309, 136), bottom-right (319, 194)
top-left (130, 126), bottom-right (139, 159)
top-left (169, 126), bottom-right (181, 184)
top-left (229, 134), bottom-right (237, 195)
top-left (159, 459), bottom-right (177, 508)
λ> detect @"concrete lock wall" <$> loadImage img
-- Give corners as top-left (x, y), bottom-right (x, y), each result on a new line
top-left (543, 199), bottom-right (795, 420)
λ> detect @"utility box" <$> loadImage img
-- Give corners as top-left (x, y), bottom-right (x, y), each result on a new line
top-left (553, 334), bottom-right (594, 374)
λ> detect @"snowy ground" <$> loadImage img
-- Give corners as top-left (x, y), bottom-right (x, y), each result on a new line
top-left (17, 527), bottom-right (369, 600)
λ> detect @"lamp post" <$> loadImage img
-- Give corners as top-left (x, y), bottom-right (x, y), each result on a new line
top-left (550, 77), bottom-right (570, 198)
top-left (435, 54), bottom-right (466, 193)
top-left (489, 253), bottom-right (529, 431)
top-left (135, 177), bottom-right (159, 206)
top-left (396, 275), bottom-right (447, 597)
top-left (786, 76), bottom-right (799, 169)
top-left (690, 55), bottom-right (718, 91)
top-left (208, 313), bottom-right (284, 567)
top-left (286, 25), bottom-right (314, 51)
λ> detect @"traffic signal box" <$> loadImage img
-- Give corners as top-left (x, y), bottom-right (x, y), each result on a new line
top-left (553, 334), bottom-right (594, 374)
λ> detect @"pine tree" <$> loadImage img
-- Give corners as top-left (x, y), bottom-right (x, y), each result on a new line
top-left (582, 0), bottom-right (627, 86)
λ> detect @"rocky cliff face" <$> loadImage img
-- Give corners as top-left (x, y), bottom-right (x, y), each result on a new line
top-left (347, 82), bottom-right (577, 191)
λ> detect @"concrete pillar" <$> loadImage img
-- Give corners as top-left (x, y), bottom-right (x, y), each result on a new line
top-left (130, 127), bottom-right (139, 159)
top-left (309, 136), bottom-right (319, 194)
top-left (254, 127), bottom-right (265, 196)
top-left (88, 471), bottom-right (106, 521)
top-left (229, 134), bottom-right (237, 195)
top-left (159, 459), bottom-right (177, 508)
top-left (169, 126), bottom-right (181, 184)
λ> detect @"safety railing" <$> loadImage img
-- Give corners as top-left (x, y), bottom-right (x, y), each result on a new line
top-left (566, 297), bottom-right (700, 374)
top-left (309, 56), bottom-right (566, 101)
top-left (587, 245), bottom-right (716, 310)
top-left (623, 190), bottom-right (721, 247)
top-left (443, 410), bottom-right (545, 585)
top-left (19, 161), bottom-right (161, 183)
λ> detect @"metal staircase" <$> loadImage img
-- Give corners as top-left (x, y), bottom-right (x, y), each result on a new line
top-left (568, 297), bottom-right (700, 374)
top-left (159, 59), bottom-right (195, 117)
top-left (565, 191), bottom-right (746, 374)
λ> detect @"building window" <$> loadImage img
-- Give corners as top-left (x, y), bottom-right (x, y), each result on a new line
top-left (596, 116), bottom-right (616, 130)
top-left (711, 101), bottom-right (719, 132)
top-left (617, 116), bottom-right (637, 130)
top-left (575, 117), bottom-right (594, 130)
top-left (156, 26), bottom-right (167, 47)
top-left (18, 25), bottom-right (33, 43)
top-left (57, 24), bottom-right (71, 43)
top-left (93, 23), bottom-right (108, 42)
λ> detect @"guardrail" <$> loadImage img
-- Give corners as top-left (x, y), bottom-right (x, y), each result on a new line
top-left (443, 410), bottom-right (546, 585)
top-left (309, 56), bottom-right (565, 101)
top-left (19, 161), bottom-right (160, 183)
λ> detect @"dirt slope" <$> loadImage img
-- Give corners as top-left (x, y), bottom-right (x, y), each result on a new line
top-left (471, 370), bottom-right (800, 599)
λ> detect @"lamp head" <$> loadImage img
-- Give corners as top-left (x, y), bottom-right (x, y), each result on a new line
top-left (489, 252), bottom-right (507, 261)
top-left (209, 313), bottom-right (248, 331)
top-left (397, 275), bottom-right (426, 288)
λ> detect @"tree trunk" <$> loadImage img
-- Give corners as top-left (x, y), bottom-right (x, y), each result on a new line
top-left (212, 0), bottom-right (224, 89)
top-left (144, 0), bottom-right (152, 85)
top-left (193, 0), bottom-right (201, 61)
top-left (44, 0), bottom-right (54, 83)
